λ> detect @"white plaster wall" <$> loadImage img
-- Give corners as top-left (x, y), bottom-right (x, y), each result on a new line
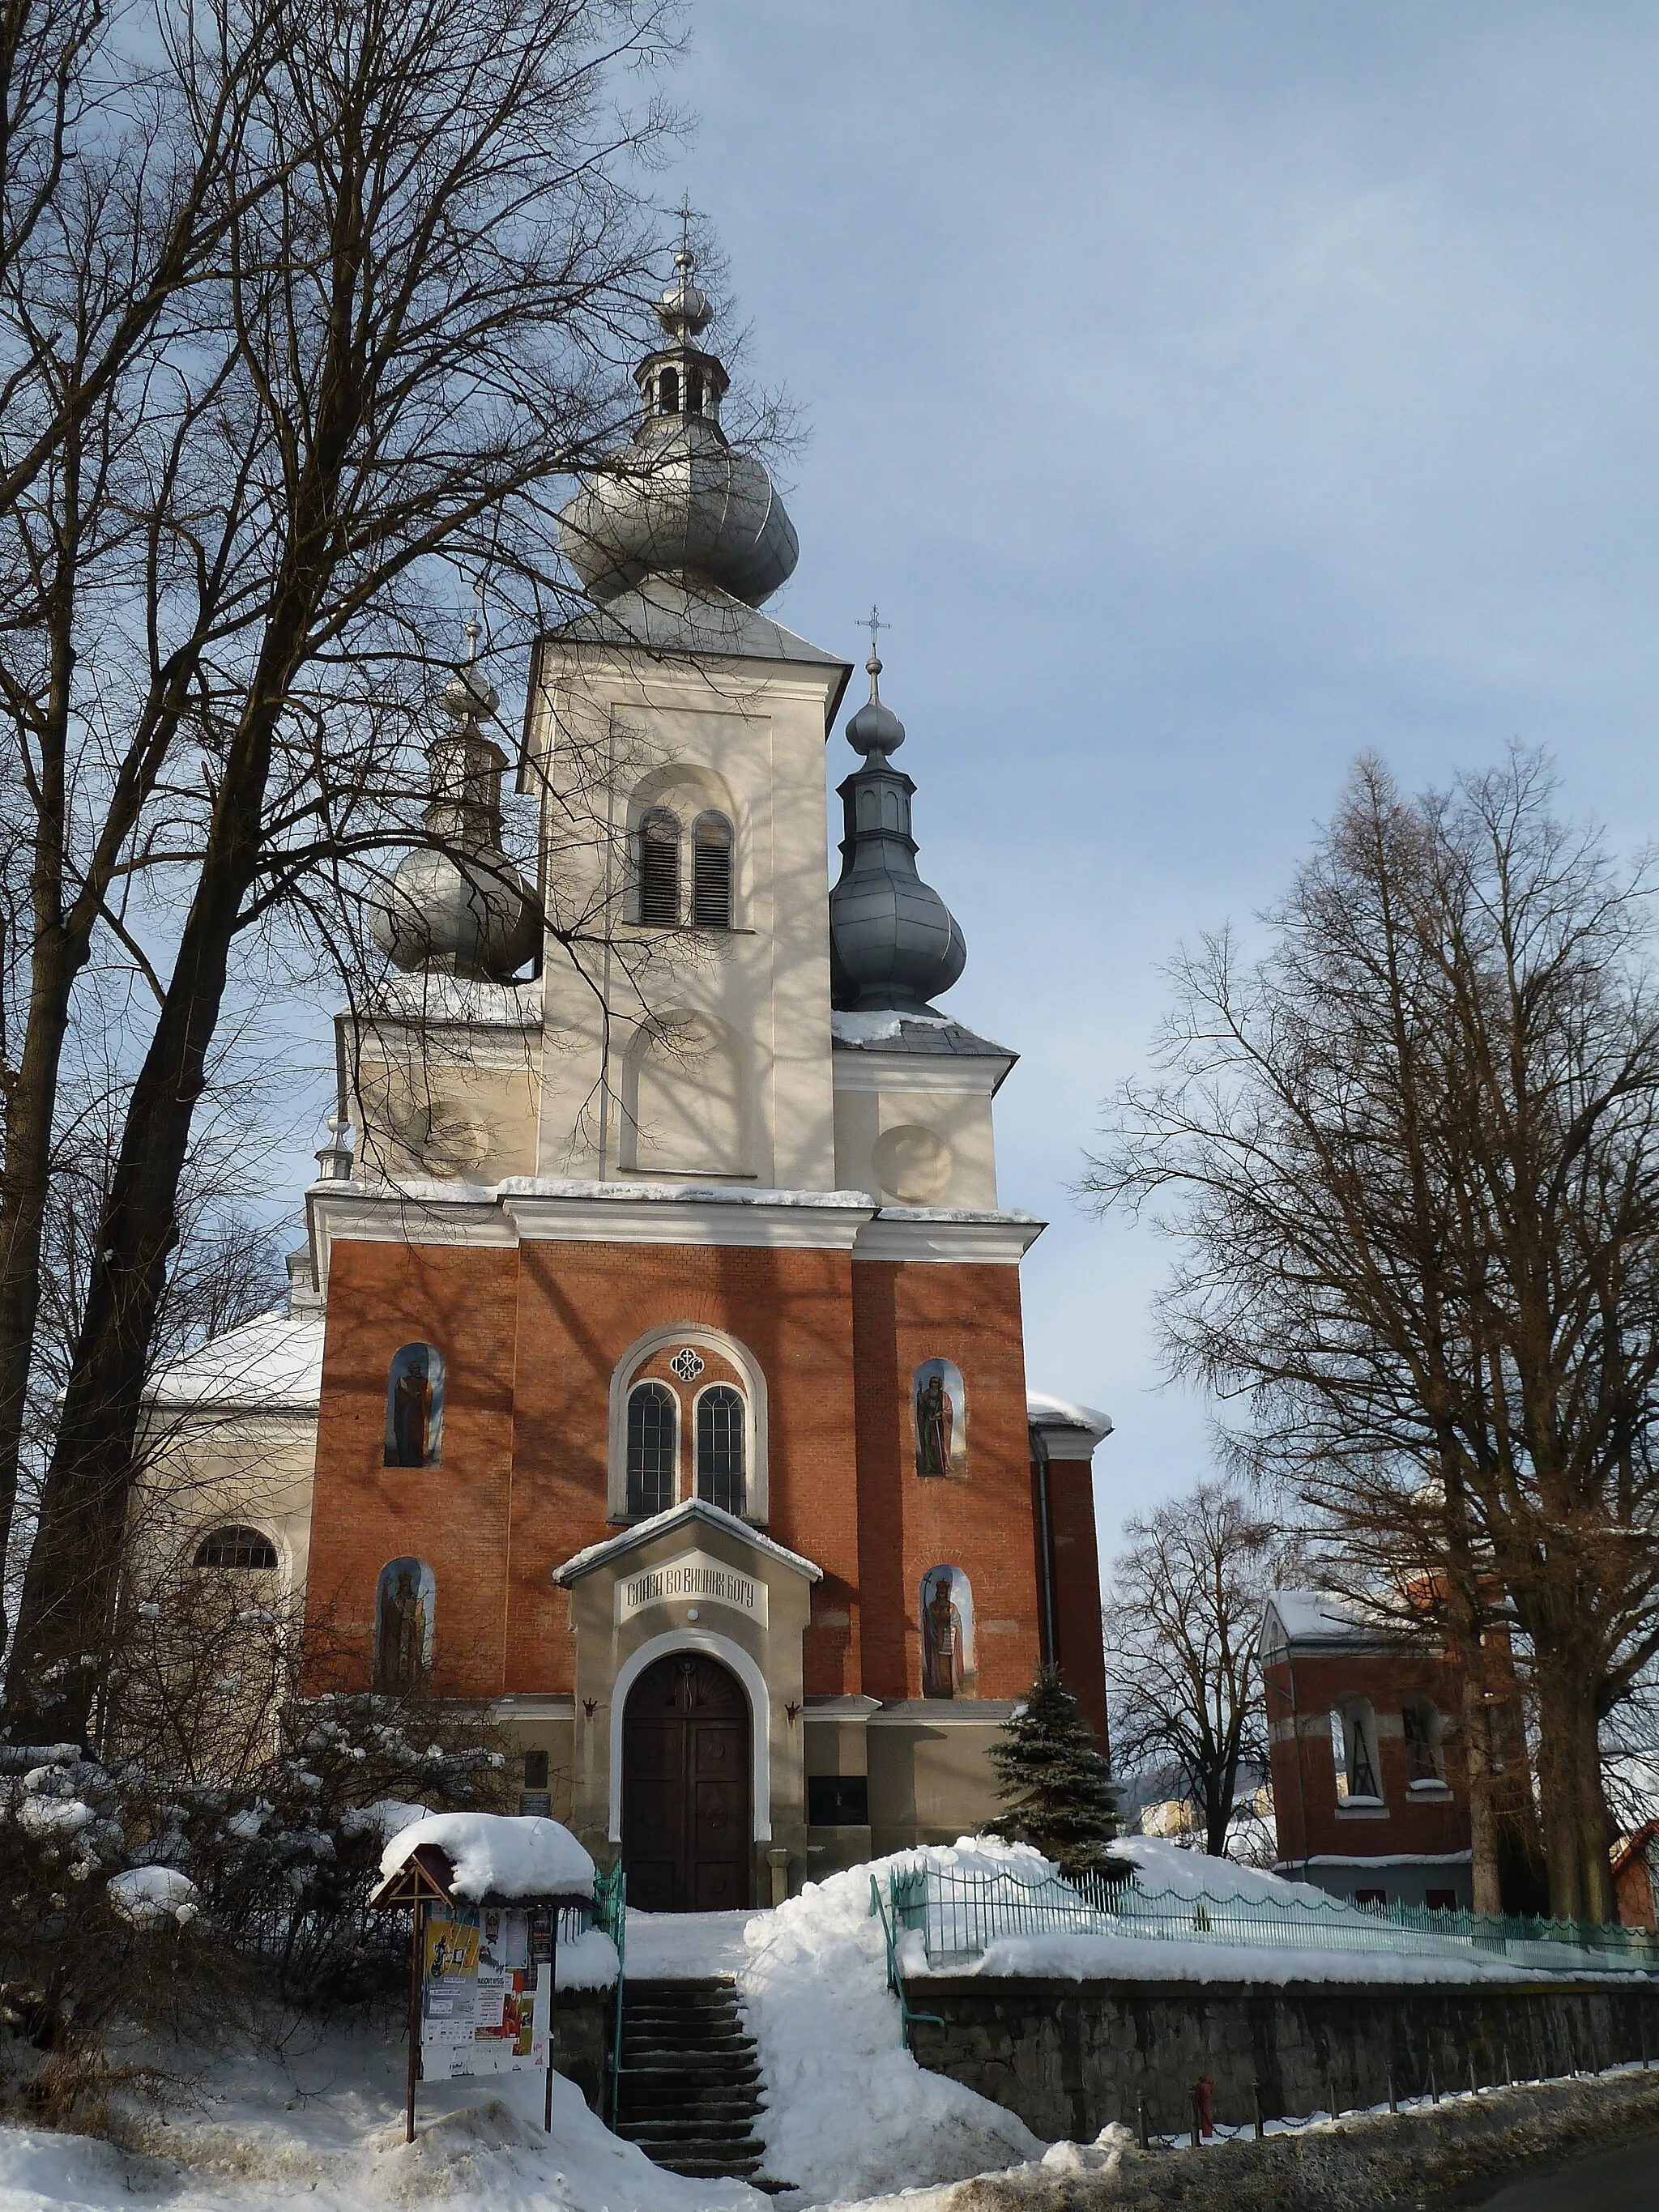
top-left (527, 656), bottom-right (842, 1191)
top-left (832, 1073), bottom-right (1001, 1209)
top-left (132, 1409), bottom-right (320, 1601)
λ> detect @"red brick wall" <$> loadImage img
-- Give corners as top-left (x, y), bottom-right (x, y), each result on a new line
top-left (1264, 1647), bottom-right (1472, 1869)
top-left (305, 1232), bottom-right (1047, 1710)
top-left (851, 1260), bottom-right (1043, 1701)
top-left (304, 1239), bottom-right (520, 1698)
top-left (1037, 1457), bottom-right (1108, 1747)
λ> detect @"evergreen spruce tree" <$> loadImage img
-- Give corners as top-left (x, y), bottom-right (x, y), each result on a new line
top-left (987, 1667), bottom-right (1124, 1880)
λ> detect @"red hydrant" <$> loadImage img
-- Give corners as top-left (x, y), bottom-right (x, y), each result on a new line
top-left (1194, 2075), bottom-right (1214, 2140)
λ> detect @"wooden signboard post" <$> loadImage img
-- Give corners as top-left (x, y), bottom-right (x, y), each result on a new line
top-left (368, 1839), bottom-right (590, 2142)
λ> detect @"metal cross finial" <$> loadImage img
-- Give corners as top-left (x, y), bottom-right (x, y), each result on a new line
top-left (670, 193), bottom-right (705, 271)
top-left (464, 573), bottom-right (485, 661)
top-left (864, 604), bottom-right (887, 698)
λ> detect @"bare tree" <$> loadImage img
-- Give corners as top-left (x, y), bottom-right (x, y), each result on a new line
top-left (1, 0), bottom-right (684, 1741)
top-left (1105, 1481), bottom-right (1282, 1858)
top-left (1083, 752), bottom-right (1659, 1922)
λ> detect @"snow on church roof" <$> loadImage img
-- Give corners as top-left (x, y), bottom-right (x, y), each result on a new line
top-left (147, 1308), bottom-right (325, 1413)
top-left (552, 1495), bottom-right (824, 1587)
top-left (1026, 1392), bottom-right (1113, 1443)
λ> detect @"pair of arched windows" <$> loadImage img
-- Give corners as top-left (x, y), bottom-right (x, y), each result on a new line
top-left (625, 1379), bottom-right (746, 1516)
top-left (637, 809), bottom-right (733, 931)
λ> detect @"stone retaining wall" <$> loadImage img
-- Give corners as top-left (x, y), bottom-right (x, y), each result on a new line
top-left (902, 1975), bottom-right (1659, 2145)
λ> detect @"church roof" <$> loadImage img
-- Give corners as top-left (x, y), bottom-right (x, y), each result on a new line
top-left (546, 574), bottom-right (852, 727)
top-left (1026, 1392), bottom-right (1113, 1445)
top-left (551, 1496), bottom-right (823, 1587)
top-left (146, 1308), bottom-right (326, 1413)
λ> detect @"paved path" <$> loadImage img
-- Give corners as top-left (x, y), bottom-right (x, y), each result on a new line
top-left (1471, 2131), bottom-right (1659, 2210)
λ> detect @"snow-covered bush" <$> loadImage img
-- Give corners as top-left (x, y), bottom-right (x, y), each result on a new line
top-left (0, 1575), bottom-right (511, 2108)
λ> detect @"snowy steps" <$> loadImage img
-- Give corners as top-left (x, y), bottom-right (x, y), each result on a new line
top-left (614, 1975), bottom-right (779, 2182)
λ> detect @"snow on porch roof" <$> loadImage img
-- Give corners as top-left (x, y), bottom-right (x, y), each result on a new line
top-left (551, 1496), bottom-right (823, 1588)
top-left (374, 1812), bottom-right (595, 1905)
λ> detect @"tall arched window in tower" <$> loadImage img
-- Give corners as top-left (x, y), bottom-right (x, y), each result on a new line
top-left (1402, 1696), bottom-right (1446, 1786)
top-left (1330, 1700), bottom-right (1383, 1803)
top-left (659, 364), bottom-right (680, 413)
top-left (638, 808), bottom-right (680, 927)
top-left (695, 1383), bottom-right (745, 1515)
top-left (374, 1558), bottom-right (434, 1694)
top-left (385, 1343), bottom-right (444, 1468)
top-left (685, 364), bottom-right (705, 415)
top-left (920, 1565), bottom-right (975, 1698)
top-left (626, 1381), bottom-right (677, 1515)
top-left (692, 811), bottom-right (734, 929)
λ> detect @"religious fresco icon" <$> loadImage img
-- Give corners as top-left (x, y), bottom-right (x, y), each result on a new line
top-left (374, 1557), bottom-right (435, 1694)
top-left (920, 1565), bottom-right (975, 1698)
top-left (386, 1342), bottom-right (445, 1468)
top-left (912, 1358), bottom-right (966, 1477)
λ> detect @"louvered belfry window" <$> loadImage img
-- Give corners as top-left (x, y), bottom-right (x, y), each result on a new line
top-left (696, 1384), bottom-right (745, 1515)
top-left (638, 808), bottom-right (680, 926)
top-left (692, 812), bottom-right (733, 929)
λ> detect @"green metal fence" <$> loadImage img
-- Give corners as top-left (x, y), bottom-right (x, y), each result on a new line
top-left (892, 1863), bottom-right (1659, 1976)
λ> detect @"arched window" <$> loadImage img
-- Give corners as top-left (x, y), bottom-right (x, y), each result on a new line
top-left (696, 1383), bottom-right (745, 1514)
top-left (626, 1381), bottom-right (677, 1515)
top-left (385, 1343), bottom-right (444, 1468)
top-left (374, 1558), bottom-right (434, 1695)
top-left (685, 365), bottom-right (704, 415)
top-left (692, 811), bottom-right (734, 929)
top-left (194, 1524), bottom-right (278, 1571)
top-left (913, 1359), bottom-right (966, 1477)
top-left (1403, 1697), bottom-right (1446, 1786)
top-left (659, 365), bottom-right (680, 413)
top-left (1330, 1701), bottom-right (1383, 1803)
top-left (638, 808), bottom-right (680, 927)
top-left (920, 1566), bottom-right (975, 1699)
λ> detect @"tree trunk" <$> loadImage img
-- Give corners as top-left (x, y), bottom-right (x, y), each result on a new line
top-left (1461, 1669), bottom-right (1503, 1917)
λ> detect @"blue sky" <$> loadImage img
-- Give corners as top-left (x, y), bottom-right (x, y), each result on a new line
top-left (647, 2), bottom-right (1659, 1562)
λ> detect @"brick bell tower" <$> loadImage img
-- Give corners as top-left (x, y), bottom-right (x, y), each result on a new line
top-left (298, 246), bottom-right (1111, 1907)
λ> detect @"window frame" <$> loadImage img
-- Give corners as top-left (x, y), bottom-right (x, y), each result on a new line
top-left (624, 1379), bottom-right (679, 1517)
top-left (693, 1380), bottom-right (746, 1515)
top-left (636, 806), bottom-right (682, 927)
top-left (607, 1324), bottom-right (769, 1524)
top-left (193, 1523), bottom-right (279, 1571)
top-left (691, 810), bottom-right (735, 930)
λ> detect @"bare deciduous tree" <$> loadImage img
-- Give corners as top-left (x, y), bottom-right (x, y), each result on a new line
top-left (1084, 752), bottom-right (1659, 1921)
top-left (1105, 1481), bottom-right (1282, 1858)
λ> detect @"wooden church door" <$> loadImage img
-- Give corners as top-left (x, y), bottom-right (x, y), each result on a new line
top-left (621, 1652), bottom-right (751, 1912)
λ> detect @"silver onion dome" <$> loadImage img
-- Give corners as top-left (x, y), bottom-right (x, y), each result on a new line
top-left (369, 645), bottom-right (539, 982)
top-left (557, 247), bottom-right (798, 609)
top-left (829, 650), bottom-right (966, 1014)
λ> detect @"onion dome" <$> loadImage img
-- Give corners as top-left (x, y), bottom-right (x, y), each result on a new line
top-left (557, 246), bottom-right (798, 608)
top-left (829, 644), bottom-right (966, 1013)
top-left (369, 636), bottom-right (539, 982)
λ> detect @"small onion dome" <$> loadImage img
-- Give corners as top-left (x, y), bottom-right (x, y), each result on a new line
top-left (369, 846), bottom-right (538, 982)
top-left (656, 248), bottom-right (713, 343)
top-left (369, 651), bottom-right (538, 982)
top-left (829, 654), bottom-right (966, 1014)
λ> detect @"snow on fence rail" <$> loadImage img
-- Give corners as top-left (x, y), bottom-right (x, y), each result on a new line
top-left (889, 1864), bottom-right (1659, 1975)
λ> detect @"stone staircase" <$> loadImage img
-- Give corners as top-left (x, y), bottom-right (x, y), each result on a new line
top-left (612, 1975), bottom-right (774, 2182)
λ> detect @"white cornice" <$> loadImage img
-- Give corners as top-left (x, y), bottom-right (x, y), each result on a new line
top-left (852, 1210), bottom-right (1045, 1265)
top-left (503, 1189), bottom-right (873, 1251)
top-left (831, 1055), bottom-right (1009, 1097)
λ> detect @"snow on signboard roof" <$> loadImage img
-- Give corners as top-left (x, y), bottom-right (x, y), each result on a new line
top-left (379, 1812), bottom-right (595, 1902)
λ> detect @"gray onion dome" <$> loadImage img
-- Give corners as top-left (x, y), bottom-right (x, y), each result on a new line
top-left (557, 247), bottom-right (798, 609)
top-left (369, 647), bottom-right (539, 982)
top-left (829, 652), bottom-right (966, 1013)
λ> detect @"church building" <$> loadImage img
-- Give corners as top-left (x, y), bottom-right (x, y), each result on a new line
top-left (157, 251), bottom-right (1111, 1911)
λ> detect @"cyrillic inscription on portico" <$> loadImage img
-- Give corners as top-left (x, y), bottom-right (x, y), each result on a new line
top-left (616, 1549), bottom-right (768, 1627)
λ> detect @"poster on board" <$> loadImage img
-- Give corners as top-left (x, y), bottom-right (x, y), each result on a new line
top-left (421, 1906), bottom-right (548, 2079)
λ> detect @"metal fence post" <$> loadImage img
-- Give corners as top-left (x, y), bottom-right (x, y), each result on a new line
top-left (1252, 2080), bottom-right (1265, 2140)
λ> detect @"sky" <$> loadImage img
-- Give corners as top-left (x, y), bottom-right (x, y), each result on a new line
top-left (612, 0), bottom-right (1659, 1565)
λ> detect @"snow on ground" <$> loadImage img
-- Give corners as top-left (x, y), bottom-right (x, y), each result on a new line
top-left (0, 2015), bottom-right (762, 2212)
top-left (740, 1840), bottom-right (1047, 2203)
top-left (625, 1907), bottom-right (752, 1980)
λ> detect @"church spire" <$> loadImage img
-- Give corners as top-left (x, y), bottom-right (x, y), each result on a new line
top-left (828, 617), bottom-right (966, 1014)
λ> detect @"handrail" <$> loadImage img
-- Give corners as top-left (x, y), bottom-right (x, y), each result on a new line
top-left (591, 1862), bottom-right (627, 2125)
top-left (869, 1872), bottom-right (945, 2048)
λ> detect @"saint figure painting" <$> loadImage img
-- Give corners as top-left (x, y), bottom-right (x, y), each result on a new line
top-left (386, 1342), bottom-right (444, 1467)
top-left (913, 1358), bottom-right (966, 1477)
top-left (920, 1565), bottom-right (975, 1698)
top-left (374, 1557), bottom-right (435, 1694)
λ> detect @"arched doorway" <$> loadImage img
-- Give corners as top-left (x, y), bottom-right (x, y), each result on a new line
top-left (621, 1652), bottom-right (752, 1912)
